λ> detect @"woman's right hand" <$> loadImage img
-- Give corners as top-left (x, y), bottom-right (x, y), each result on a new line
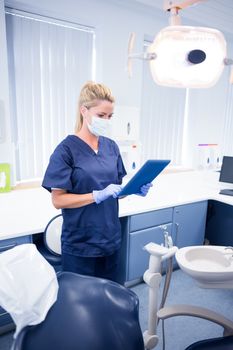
top-left (92, 184), bottom-right (123, 204)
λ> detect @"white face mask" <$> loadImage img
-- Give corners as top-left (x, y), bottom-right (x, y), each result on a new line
top-left (87, 116), bottom-right (112, 137)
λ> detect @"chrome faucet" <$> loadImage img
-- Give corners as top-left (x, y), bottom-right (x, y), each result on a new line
top-left (161, 225), bottom-right (173, 248)
top-left (224, 246), bottom-right (233, 259)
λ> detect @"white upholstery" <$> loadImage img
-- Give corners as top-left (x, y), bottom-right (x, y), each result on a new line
top-left (44, 215), bottom-right (62, 255)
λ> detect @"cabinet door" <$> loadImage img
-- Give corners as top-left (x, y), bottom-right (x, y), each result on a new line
top-left (111, 106), bottom-right (139, 141)
top-left (128, 223), bottom-right (173, 281)
top-left (205, 200), bottom-right (233, 246)
top-left (173, 201), bottom-right (208, 248)
top-left (0, 307), bottom-right (14, 331)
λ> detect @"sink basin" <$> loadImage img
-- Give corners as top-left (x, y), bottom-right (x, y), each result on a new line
top-left (175, 245), bottom-right (233, 288)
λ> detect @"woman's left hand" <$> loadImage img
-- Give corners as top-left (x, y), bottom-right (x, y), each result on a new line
top-left (136, 183), bottom-right (153, 197)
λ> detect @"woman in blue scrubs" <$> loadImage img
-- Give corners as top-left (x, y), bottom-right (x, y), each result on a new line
top-left (42, 81), bottom-right (151, 282)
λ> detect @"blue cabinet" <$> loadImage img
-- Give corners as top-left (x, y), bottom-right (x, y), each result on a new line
top-left (128, 223), bottom-right (173, 281)
top-left (123, 201), bottom-right (208, 284)
top-left (0, 235), bottom-right (32, 333)
top-left (173, 201), bottom-right (208, 248)
top-left (0, 235), bottom-right (32, 253)
top-left (0, 307), bottom-right (14, 335)
top-left (127, 208), bottom-right (173, 282)
top-left (205, 200), bottom-right (233, 246)
top-left (129, 208), bottom-right (173, 232)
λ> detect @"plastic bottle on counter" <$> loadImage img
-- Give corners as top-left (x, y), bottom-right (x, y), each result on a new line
top-left (130, 144), bottom-right (139, 174)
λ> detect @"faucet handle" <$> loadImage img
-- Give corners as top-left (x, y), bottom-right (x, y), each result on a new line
top-left (224, 246), bottom-right (233, 251)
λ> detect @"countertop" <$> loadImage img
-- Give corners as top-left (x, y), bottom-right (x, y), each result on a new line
top-left (1, 170), bottom-right (233, 240)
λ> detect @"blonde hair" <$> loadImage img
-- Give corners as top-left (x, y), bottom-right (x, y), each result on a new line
top-left (75, 81), bottom-right (115, 132)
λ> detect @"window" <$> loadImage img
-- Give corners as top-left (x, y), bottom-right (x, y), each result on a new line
top-left (6, 9), bottom-right (95, 181)
top-left (140, 39), bottom-right (186, 165)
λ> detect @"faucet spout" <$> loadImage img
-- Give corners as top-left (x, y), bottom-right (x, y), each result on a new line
top-left (224, 247), bottom-right (233, 256)
top-left (224, 246), bottom-right (233, 251)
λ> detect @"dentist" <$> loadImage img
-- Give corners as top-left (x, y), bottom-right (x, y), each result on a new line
top-left (42, 81), bottom-right (151, 282)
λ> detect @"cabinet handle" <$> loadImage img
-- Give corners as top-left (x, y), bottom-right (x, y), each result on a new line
top-left (127, 122), bottom-right (131, 135)
top-left (0, 243), bottom-right (16, 252)
top-left (0, 310), bottom-right (8, 317)
top-left (174, 223), bottom-right (179, 245)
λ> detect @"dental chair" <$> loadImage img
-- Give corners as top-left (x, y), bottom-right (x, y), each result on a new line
top-left (4, 238), bottom-right (233, 350)
top-left (185, 335), bottom-right (233, 349)
top-left (11, 271), bottom-right (144, 350)
top-left (11, 271), bottom-right (233, 350)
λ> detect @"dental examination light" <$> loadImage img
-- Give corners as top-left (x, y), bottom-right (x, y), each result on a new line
top-left (127, 0), bottom-right (233, 88)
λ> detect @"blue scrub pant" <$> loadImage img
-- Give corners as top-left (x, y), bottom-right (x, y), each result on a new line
top-left (61, 250), bottom-right (120, 282)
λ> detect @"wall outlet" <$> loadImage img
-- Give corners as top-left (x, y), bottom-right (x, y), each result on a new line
top-left (0, 163), bottom-right (11, 192)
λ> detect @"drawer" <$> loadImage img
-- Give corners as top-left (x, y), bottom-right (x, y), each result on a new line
top-left (129, 208), bottom-right (173, 232)
top-left (0, 306), bottom-right (13, 327)
top-left (0, 235), bottom-right (32, 253)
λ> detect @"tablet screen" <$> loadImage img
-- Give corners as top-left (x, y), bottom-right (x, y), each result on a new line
top-left (119, 159), bottom-right (170, 196)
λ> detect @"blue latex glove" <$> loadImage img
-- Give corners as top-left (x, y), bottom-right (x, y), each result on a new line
top-left (136, 183), bottom-right (153, 197)
top-left (93, 184), bottom-right (123, 204)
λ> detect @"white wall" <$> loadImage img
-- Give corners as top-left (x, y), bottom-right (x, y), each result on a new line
top-left (1, 0), bottom-right (168, 181)
top-left (1, 0), bottom-right (233, 176)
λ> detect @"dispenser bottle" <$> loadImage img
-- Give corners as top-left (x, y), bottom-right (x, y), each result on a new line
top-left (131, 144), bottom-right (137, 173)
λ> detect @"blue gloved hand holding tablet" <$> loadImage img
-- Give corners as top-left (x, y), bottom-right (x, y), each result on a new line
top-left (136, 182), bottom-right (153, 197)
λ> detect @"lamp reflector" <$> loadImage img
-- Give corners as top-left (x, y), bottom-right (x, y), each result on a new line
top-left (148, 26), bottom-right (227, 88)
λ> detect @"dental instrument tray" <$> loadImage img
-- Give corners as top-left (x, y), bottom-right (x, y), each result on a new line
top-left (119, 159), bottom-right (170, 196)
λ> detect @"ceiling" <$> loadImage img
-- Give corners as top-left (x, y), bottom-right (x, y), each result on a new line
top-left (132, 0), bottom-right (233, 35)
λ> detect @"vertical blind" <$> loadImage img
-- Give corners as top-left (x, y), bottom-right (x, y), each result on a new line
top-left (222, 83), bottom-right (233, 156)
top-left (140, 40), bottom-right (186, 165)
top-left (6, 9), bottom-right (95, 181)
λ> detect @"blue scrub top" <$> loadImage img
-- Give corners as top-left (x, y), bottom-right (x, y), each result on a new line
top-left (42, 135), bottom-right (127, 257)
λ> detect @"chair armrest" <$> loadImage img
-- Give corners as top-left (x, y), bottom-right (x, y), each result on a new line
top-left (158, 305), bottom-right (233, 336)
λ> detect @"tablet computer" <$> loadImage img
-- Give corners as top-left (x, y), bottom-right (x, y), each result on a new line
top-left (119, 159), bottom-right (170, 196)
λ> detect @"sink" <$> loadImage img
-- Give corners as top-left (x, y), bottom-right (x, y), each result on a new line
top-left (175, 245), bottom-right (233, 289)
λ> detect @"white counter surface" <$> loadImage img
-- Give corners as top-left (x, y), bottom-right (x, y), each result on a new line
top-left (1, 170), bottom-right (233, 240)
